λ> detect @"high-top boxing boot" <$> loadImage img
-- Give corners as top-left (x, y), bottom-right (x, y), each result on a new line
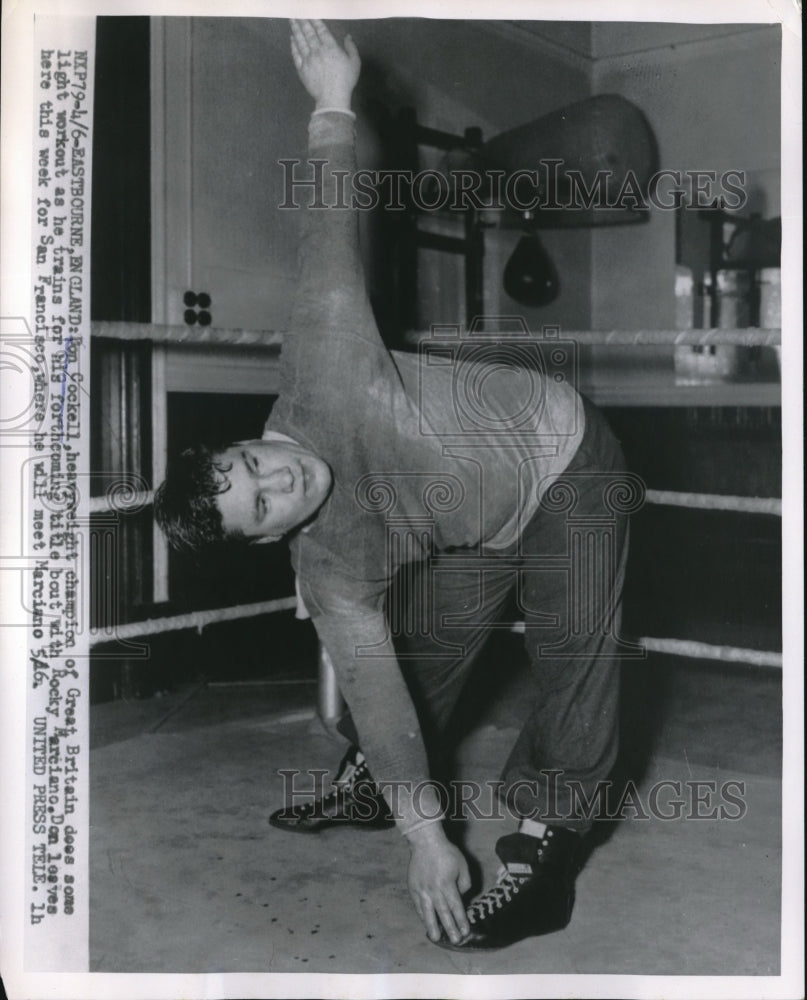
top-left (269, 745), bottom-right (394, 833)
top-left (437, 825), bottom-right (581, 951)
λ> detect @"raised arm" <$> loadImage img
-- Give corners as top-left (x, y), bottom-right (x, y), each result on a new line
top-left (290, 19), bottom-right (360, 111)
top-left (278, 20), bottom-right (398, 418)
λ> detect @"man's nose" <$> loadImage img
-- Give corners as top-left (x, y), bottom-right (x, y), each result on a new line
top-left (260, 465), bottom-right (294, 492)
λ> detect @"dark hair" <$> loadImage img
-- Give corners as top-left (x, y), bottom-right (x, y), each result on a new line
top-left (153, 444), bottom-right (242, 555)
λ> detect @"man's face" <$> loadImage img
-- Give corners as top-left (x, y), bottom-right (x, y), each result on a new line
top-left (214, 439), bottom-right (332, 542)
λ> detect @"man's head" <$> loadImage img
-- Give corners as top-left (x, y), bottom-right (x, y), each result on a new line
top-left (154, 439), bottom-right (332, 554)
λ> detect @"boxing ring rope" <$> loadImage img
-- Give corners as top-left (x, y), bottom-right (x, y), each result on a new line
top-left (643, 490), bottom-right (781, 516)
top-left (636, 637), bottom-right (781, 669)
top-left (88, 320), bottom-right (784, 710)
top-left (89, 491), bottom-right (154, 514)
top-left (88, 487), bottom-right (781, 518)
top-left (92, 320), bottom-right (781, 348)
top-left (507, 623), bottom-right (782, 669)
top-left (91, 597), bottom-right (298, 643)
top-left (90, 595), bottom-right (782, 671)
top-left (89, 481), bottom-right (783, 671)
top-left (91, 320), bottom-right (284, 348)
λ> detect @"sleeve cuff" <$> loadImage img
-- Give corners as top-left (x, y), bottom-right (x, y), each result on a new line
top-left (308, 108), bottom-right (356, 149)
top-left (401, 814), bottom-right (445, 838)
top-left (310, 107), bottom-right (356, 120)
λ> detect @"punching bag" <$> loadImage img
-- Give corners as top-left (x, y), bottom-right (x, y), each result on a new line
top-left (481, 93), bottom-right (658, 227)
top-left (503, 233), bottom-right (559, 306)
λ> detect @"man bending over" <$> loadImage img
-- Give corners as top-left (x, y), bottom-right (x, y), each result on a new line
top-left (156, 19), bottom-right (631, 952)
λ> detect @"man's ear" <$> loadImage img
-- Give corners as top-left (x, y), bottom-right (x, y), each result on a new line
top-left (250, 534), bottom-right (283, 545)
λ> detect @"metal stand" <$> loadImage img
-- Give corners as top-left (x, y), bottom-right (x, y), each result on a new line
top-left (317, 643), bottom-right (344, 724)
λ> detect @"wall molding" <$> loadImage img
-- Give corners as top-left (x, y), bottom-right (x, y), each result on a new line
top-left (478, 21), bottom-right (593, 74)
top-left (592, 23), bottom-right (779, 70)
top-left (479, 20), bottom-right (777, 77)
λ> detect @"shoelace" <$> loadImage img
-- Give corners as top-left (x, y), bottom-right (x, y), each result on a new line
top-left (467, 865), bottom-right (529, 923)
top-left (293, 757), bottom-right (368, 818)
top-left (333, 756), bottom-right (366, 789)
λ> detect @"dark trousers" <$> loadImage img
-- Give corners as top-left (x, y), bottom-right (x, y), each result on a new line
top-left (338, 396), bottom-right (635, 831)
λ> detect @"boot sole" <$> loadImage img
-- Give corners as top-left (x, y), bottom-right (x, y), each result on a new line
top-left (435, 918), bottom-right (570, 952)
top-left (268, 813), bottom-right (395, 833)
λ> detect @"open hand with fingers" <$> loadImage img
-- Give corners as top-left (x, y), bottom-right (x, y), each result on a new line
top-left (290, 19), bottom-right (361, 111)
top-left (407, 824), bottom-right (472, 945)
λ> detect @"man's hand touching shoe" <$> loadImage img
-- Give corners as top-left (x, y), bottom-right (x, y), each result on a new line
top-left (406, 822), bottom-right (472, 946)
